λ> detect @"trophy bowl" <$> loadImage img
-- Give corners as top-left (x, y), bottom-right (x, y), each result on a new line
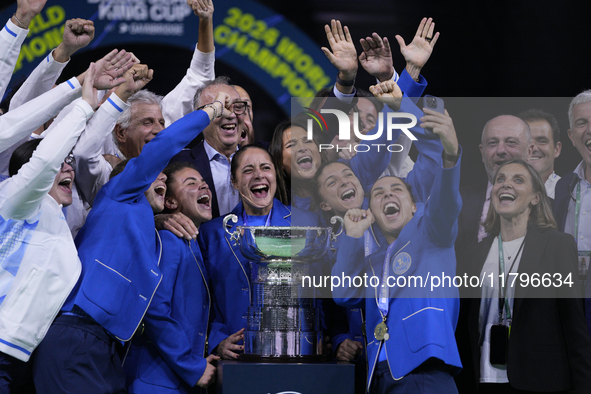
top-left (223, 214), bottom-right (343, 262)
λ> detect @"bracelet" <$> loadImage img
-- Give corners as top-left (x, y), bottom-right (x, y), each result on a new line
top-left (213, 100), bottom-right (224, 118)
top-left (336, 72), bottom-right (355, 87)
top-left (12, 13), bottom-right (26, 29)
top-left (203, 103), bottom-right (218, 120)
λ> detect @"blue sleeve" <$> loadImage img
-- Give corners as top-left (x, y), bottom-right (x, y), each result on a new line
top-left (142, 231), bottom-right (207, 386)
top-left (423, 150), bottom-right (463, 247)
top-left (107, 110), bottom-right (210, 202)
top-left (397, 69), bottom-right (427, 103)
top-left (331, 234), bottom-right (366, 308)
top-left (399, 96), bottom-right (444, 203)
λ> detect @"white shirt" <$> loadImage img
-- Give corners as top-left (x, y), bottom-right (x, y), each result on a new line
top-left (0, 18), bottom-right (28, 100)
top-left (203, 140), bottom-right (239, 215)
top-left (544, 172), bottom-right (560, 199)
top-left (479, 236), bottom-right (525, 383)
top-left (565, 162), bottom-right (591, 253)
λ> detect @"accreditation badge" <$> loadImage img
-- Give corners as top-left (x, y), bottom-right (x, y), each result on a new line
top-left (579, 251), bottom-right (591, 280)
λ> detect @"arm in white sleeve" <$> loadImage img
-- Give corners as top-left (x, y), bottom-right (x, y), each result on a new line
top-left (0, 100), bottom-right (94, 221)
top-left (161, 48), bottom-right (215, 125)
top-left (0, 77), bottom-right (82, 153)
top-left (8, 49), bottom-right (69, 111)
top-left (73, 93), bottom-right (129, 205)
top-left (0, 19), bottom-right (28, 100)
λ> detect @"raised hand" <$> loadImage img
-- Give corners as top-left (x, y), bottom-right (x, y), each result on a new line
top-left (369, 80), bottom-right (402, 111)
top-left (420, 108), bottom-right (459, 167)
top-left (14, 0), bottom-right (47, 28)
top-left (188, 0), bottom-right (214, 19)
top-left (359, 33), bottom-right (395, 82)
top-left (81, 63), bottom-right (99, 110)
top-left (196, 354), bottom-right (219, 388)
top-left (395, 17), bottom-right (439, 80)
top-left (321, 19), bottom-right (358, 82)
top-left (343, 208), bottom-right (374, 238)
top-left (54, 19), bottom-right (95, 62)
top-left (114, 63), bottom-right (154, 102)
top-left (92, 49), bottom-right (133, 90)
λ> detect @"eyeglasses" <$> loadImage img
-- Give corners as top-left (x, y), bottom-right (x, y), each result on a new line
top-left (197, 101), bottom-right (248, 116)
top-left (61, 153), bottom-right (76, 170)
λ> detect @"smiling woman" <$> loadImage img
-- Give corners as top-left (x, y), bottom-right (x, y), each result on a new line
top-left (459, 159), bottom-right (591, 393)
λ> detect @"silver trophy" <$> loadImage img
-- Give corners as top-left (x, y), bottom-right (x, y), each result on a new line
top-left (223, 215), bottom-right (343, 361)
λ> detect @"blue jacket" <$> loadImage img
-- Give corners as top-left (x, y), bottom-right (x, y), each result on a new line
top-left (63, 110), bottom-right (211, 341)
top-left (333, 154), bottom-right (463, 390)
top-left (125, 232), bottom-right (210, 393)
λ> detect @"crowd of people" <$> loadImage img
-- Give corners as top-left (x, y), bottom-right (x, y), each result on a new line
top-left (1, 0), bottom-right (591, 393)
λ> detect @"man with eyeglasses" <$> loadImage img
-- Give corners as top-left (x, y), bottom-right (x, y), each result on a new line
top-left (554, 90), bottom-right (591, 336)
top-left (171, 76), bottom-right (243, 219)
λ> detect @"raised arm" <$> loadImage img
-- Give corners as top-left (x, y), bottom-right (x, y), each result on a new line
top-left (161, 0), bottom-right (215, 125)
top-left (9, 19), bottom-right (95, 111)
top-left (73, 64), bottom-right (153, 205)
top-left (0, 0), bottom-right (47, 99)
top-left (0, 62), bottom-right (100, 220)
top-left (420, 109), bottom-right (462, 246)
top-left (108, 91), bottom-right (231, 201)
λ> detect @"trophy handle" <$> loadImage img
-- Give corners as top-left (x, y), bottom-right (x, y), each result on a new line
top-left (223, 214), bottom-right (239, 241)
top-left (330, 216), bottom-right (344, 240)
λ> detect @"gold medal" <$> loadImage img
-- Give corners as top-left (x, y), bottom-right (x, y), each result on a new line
top-left (374, 321), bottom-right (388, 341)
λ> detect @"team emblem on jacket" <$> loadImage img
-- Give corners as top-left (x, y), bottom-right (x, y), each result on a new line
top-left (391, 252), bottom-right (411, 275)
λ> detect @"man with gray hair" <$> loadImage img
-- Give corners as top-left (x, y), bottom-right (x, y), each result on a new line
top-left (519, 109), bottom-right (562, 198)
top-left (456, 115), bottom-right (533, 253)
top-left (73, 0), bottom-right (216, 209)
top-left (554, 90), bottom-right (591, 334)
top-left (170, 76), bottom-right (243, 219)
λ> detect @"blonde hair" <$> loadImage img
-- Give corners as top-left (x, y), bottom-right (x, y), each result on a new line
top-left (482, 159), bottom-right (556, 235)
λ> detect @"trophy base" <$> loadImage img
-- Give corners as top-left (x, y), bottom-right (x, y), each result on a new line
top-left (238, 353), bottom-right (327, 363)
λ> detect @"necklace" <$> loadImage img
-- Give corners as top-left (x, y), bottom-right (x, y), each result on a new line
top-left (503, 237), bottom-right (525, 261)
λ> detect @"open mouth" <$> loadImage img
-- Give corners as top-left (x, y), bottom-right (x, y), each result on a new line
top-left (383, 202), bottom-right (400, 216)
top-left (297, 155), bottom-right (313, 169)
top-left (221, 123), bottom-right (237, 134)
top-left (340, 188), bottom-right (356, 202)
top-left (251, 184), bottom-right (269, 198)
top-left (585, 139), bottom-right (591, 149)
top-left (499, 193), bottom-right (516, 202)
top-left (154, 185), bottom-right (166, 197)
top-left (197, 194), bottom-right (211, 208)
top-left (58, 177), bottom-right (72, 193)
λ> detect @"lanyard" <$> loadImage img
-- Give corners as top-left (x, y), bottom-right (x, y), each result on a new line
top-left (242, 208), bottom-right (272, 227)
top-left (497, 236), bottom-right (525, 324)
top-left (377, 241), bottom-right (398, 319)
top-left (575, 183), bottom-right (581, 242)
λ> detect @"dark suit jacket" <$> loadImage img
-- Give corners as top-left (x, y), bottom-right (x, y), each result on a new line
top-left (170, 141), bottom-right (220, 219)
top-left (457, 226), bottom-right (591, 393)
top-left (456, 178), bottom-right (489, 256)
top-left (553, 171), bottom-right (577, 232)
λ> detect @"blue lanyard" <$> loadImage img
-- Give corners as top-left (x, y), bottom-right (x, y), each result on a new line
top-left (377, 241), bottom-right (398, 318)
